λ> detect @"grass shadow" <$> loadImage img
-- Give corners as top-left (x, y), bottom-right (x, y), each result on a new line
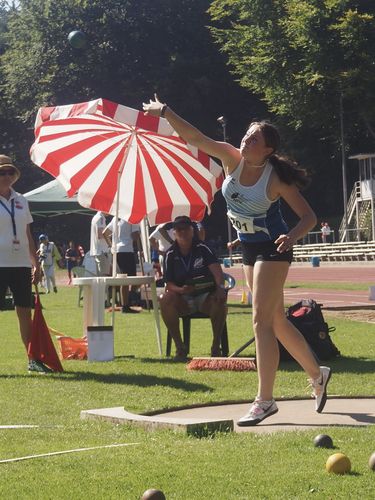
top-left (323, 411), bottom-right (375, 424)
top-left (278, 356), bottom-right (375, 374)
top-left (0, 372), bottom-right (212, 392)
top-left (137, 357), bottom-right (191, 364)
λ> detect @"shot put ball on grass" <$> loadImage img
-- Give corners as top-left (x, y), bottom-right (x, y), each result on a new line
top-left (141, 489), bottom-right (166, 500)
top-left (325, 453), bottom-right (351, 474)
top-left (313, 434), bottom-right (333, 448)
top-left (68, 30), bottom-right (87, 49)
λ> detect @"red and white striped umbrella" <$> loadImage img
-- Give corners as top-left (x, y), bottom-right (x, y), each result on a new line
top-left (31, 99), bottom-right (223, 225)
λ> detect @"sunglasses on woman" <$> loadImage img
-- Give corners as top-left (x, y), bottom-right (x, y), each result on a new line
top-left (0, 169), bottom-right (16, 176)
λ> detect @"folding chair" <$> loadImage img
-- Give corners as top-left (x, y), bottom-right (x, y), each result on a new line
top-left (166, 273), bottom-right (236, 357)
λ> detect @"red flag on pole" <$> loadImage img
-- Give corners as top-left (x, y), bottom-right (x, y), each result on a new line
top-left (27, 293), bottom-right (64, 372)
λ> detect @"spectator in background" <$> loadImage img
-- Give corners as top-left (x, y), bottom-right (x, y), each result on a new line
top-left (0, 155), bottom-right (52, 373)
top-left (150, 220), bottom-right (206, 273)
top-left (37, 234), bottom-right (60, 293)
top-left (55, 241), bottom-right (66, 269)
top-left (89, 211), bottom-right (110, 276)
top-left (149, 222), bottom-right (175, 272)
top-left (77, 243), bottom-right (85, 265)
top-left (321, 222), bottom-right (331, 244)
top-left (160, 216), bottom-right (227, 360)
top-left (65, 240), bottom-right (79, 285)
top-left (103, 218), bottom-right (141, 313)
top-left (195, 221), bottom-right (206, 241)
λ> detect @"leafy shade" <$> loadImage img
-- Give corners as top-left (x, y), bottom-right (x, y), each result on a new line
top-left (209, 0), bottom-right (375, 142)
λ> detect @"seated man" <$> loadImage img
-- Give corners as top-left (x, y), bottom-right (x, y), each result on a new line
top-left (160, 216), bottom-right (227, 360)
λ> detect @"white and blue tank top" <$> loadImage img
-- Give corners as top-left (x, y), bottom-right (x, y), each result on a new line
top-left (221, 159), bottom-right (288, 243)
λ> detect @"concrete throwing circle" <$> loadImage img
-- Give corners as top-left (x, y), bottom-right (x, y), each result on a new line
top-left (158, 398), bottom-right (375, 434)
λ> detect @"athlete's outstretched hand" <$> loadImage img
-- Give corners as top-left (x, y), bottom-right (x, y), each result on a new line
top-left (143, 93), bottom-right (165, 117)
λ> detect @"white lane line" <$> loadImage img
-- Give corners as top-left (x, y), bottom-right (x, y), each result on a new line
top-left (0, 442), bottom-right (140, 464)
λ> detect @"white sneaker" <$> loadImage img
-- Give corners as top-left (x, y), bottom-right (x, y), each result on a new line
top-left (309, 366), bottom-right (331, 413)
top-left (237, 399), bottom-right (278, 427)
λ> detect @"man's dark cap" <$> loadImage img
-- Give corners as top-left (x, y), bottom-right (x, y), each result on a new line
top-left (172, 216), bottom-right (193, 229)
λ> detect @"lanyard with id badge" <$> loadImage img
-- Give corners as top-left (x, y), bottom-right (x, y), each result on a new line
top-left (0, 199), bottom-right (20, 252)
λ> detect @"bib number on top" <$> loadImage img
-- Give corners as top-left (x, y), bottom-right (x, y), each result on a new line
top-left (227, 211), bottom-right (255, 234)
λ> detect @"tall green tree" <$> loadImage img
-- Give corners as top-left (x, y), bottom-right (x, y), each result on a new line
top-left (209, 0), bottom-right (375, 146)
top-left (0, 1), bottom-right (23, 161)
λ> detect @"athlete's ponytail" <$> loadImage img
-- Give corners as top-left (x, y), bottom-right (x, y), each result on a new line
top-left (250, 121), bottom-right (311, 190)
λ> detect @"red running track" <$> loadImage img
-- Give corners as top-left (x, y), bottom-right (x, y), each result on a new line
top-left (226, 263), bottom-right (375, 308)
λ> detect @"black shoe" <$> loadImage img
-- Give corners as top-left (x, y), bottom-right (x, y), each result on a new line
top-left (28, 360), bottom-right (53, 374)
top-left (210, 346), bottom-right (222, 357)
top-left (173, 346), bottom-right (189, 362)
top-left (121, 305), bottom-right (140, 314)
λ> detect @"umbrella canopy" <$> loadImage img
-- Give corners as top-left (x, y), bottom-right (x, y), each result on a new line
top-left (31, 99), bottom-right (223, 225)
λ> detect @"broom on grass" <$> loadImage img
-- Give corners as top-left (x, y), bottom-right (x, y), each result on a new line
top-left (187, 356), bottom-right (256, 371)
top-left (187, 337), bottom-right (256, 372)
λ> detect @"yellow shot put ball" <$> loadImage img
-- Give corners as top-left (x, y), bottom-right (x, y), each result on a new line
top-left (326, 453), bottom-right (351, 474)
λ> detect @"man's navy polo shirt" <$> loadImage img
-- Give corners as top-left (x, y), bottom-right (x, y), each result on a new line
top-left (164, 239), bottom-right (218, 287)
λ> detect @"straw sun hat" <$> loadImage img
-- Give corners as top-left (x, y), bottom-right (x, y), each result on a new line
top-left (0, 154), bottom-right (21, 181)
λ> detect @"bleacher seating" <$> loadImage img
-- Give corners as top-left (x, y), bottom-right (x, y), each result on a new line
top-left (293, 242), bottom-right (375, 263)
top-left (220, 242), bottom-right (375, 264)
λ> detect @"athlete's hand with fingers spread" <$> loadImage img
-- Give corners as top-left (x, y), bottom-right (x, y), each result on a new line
top-left (142, 93), bottom-right (165, 117)
top-left (275, 234), bottom-right (295, 253)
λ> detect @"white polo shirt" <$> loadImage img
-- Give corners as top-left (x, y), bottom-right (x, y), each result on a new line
top-left (90, 211), bottom-right (109, 256)
top-left (105, 218), bottom-right (140, 253)
top-left (149, 224), bottom-right (175, 252)
top-left (0, 189), bottom-right (33, 267)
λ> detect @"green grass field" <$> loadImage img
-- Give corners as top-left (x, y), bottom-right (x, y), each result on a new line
top-left (0, 284), bottom-right (374, 499)
top-left (285, 281), bottom-right (373, 291)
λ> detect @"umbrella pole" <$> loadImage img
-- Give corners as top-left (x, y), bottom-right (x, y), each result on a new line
top-left (138, 250), bottom-right (150, 312)
top-left (111, 131), bottom-right (135, 327)
top-left (110, 167), bottom-right (121, 327)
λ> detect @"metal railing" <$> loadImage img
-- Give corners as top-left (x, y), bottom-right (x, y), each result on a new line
top-left (339, 181), bottom-right (361, 241)
top-left (301, 231), bottom-right (336, 244)
top-left (338, 227), bottom-right (368, 242)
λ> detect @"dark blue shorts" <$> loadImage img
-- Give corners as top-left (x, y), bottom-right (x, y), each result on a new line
top-left (0, 267), bottom-right (32, 309)
top-left (116, 252), bottom-right (137, 276)
top-left (241, 240), bottom-right (293, 267)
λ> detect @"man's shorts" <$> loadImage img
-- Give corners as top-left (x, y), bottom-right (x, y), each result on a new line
top-left (116, 252), bottom-right (137, 276)
top-left (241, 240), bottom-right (293, 267)
top-left (181, 292), bottom-right (210, 315)
top-left (0, 267), bottom-right (32, 309)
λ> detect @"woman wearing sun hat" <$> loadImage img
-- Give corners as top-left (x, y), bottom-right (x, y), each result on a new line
top-left (0, 154), bottom-right (51, 373)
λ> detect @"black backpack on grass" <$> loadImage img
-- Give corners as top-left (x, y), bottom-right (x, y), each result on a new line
top-left (278, 299), bottom-right (340, 362)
